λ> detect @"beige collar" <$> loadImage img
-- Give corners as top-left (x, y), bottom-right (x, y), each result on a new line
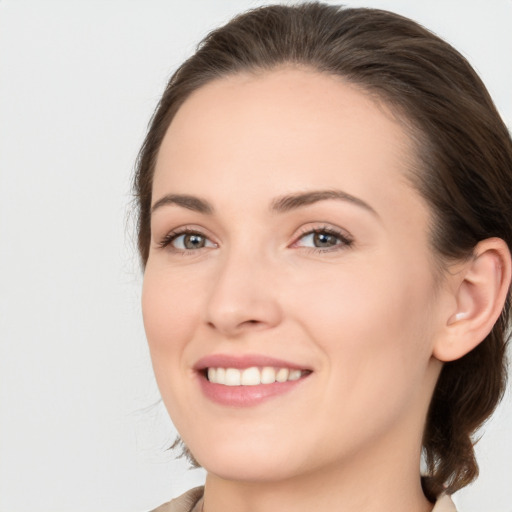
top-left (155, 486), bottom-right (457, 512)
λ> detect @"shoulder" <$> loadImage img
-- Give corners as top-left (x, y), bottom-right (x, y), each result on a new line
top-left (150, 486), bottom-right (204, 512)
top-left (432, 494), bottom-right (457, 512)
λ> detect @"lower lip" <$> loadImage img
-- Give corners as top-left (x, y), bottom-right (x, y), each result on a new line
top-left (197, 373), bottom-right (309, 407)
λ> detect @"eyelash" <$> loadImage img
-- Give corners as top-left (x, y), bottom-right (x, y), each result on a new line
top-left (292, 225), bottom-right (354, 253)
top-left (158, 227), bottom-right (215, 254)
top-left (157, 225), bottom-right (353, 255)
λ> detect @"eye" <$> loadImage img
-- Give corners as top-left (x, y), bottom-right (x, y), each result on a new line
top-left (293, 226), bottom-right (353, 252)
top-left (299, 231), bottom-right (339, 248)
top-left (159, 228), bottom-right (217, 252)
top-left (173, 233), bottom-right (211, 250)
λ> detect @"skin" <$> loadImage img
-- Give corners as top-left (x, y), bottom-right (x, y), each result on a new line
top-left (142, 67), bottom-right (459, 512)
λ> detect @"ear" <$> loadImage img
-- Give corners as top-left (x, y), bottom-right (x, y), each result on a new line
top-left (433, 238), bottom-right (511, 362)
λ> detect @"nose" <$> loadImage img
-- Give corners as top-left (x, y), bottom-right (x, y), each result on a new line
top-left (203, 248), bottom-right (283, 337)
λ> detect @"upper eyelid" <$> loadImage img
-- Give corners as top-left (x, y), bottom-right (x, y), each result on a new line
top-left (160, 224), bottom-right (213, 237)
top-left (292, 223), bottom-right (353, 241)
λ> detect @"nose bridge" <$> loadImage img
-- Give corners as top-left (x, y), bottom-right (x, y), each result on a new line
top-left (203, 240), bottom-right (282, 336)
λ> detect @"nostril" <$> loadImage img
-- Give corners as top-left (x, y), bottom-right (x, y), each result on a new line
top-left (242, 319), bottom-right (264, 328)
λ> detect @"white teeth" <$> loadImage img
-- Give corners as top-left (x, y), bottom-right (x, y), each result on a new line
top-left (207, 366), bottom-right (306, 386)
top-left (261, 366), bottom-right (276, 384)
top-left (225, 368), bottom-right (241, 386)
top-left (216, 367), bottom-right (226, 383)
top-left (276, 368), bottom-right (289, 382)
top-left (241, 367), bottom-right (260, 386)
top-left (288, 369), bottom-right (302, 381)
top-left (207, 367), bottom-right (217, 384)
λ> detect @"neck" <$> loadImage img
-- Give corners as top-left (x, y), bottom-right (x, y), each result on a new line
top-left (202, 438), bottom-right (434, 512)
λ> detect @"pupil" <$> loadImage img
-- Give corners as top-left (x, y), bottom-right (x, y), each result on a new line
top-left (314, 232), bottom-right (336, 247)
top-left (184, 234), bottom-right (205, 249)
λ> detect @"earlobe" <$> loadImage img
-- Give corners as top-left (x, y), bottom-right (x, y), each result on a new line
top-left (433, 238), bottom-right (512, 362)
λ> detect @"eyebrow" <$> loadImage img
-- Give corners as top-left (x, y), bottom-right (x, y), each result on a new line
top-left (271, 190), bottom-right (378, 216)
top-left (151, 189), bottom-right (377, 216)
top-left (151, 194), bottom-right (213, 214)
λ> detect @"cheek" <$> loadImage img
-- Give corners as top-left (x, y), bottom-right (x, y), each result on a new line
top-left (141, 264), bottom-right (207, 432)
top-left (141, 265), bottom-right (199, 372)
top-left (293, 260), bottom-right (436, 406)
top-left (301, 268), bottom-right (436, 457)
top-left (296, 258), bottom-right (433, 341)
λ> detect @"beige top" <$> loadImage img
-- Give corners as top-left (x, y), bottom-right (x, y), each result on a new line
top-left (151, 486), bottom-right (457, 512)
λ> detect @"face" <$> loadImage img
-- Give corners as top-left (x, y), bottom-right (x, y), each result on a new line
top-left (142, 68), bottom-right (444, 482)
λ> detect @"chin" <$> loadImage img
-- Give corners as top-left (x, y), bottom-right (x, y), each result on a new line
top-left (190, 439), bottom-right (303, 483)
top-left (205, 460), bottom-right (296, 483)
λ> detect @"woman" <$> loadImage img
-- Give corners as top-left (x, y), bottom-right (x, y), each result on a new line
top-left (134, 3), bottom-right (512, 511)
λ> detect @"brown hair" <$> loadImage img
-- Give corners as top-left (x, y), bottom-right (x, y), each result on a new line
top-left (134, 2), bottom-right (512, 500)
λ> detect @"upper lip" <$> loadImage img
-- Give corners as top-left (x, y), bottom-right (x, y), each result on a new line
top-left (194, 354), bottom-right (311, 371)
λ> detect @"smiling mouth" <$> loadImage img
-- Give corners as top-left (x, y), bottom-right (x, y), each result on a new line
top-left (205, 366), bottom-right (311, 386)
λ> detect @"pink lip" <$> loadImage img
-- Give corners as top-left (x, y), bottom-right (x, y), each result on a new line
top-left (194, 353), bottom-right (312, 408)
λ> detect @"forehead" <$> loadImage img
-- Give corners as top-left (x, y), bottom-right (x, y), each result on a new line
top-left (153, 67), bottom-right (426, 225)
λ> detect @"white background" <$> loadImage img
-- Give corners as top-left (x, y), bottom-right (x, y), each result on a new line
top-left (0, 1), bottom-right (511, 511)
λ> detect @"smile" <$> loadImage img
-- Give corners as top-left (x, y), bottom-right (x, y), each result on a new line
top-left (195, 355), bottom-right (312, 407)
top-left (207, 366), bottom-right (306, 386)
